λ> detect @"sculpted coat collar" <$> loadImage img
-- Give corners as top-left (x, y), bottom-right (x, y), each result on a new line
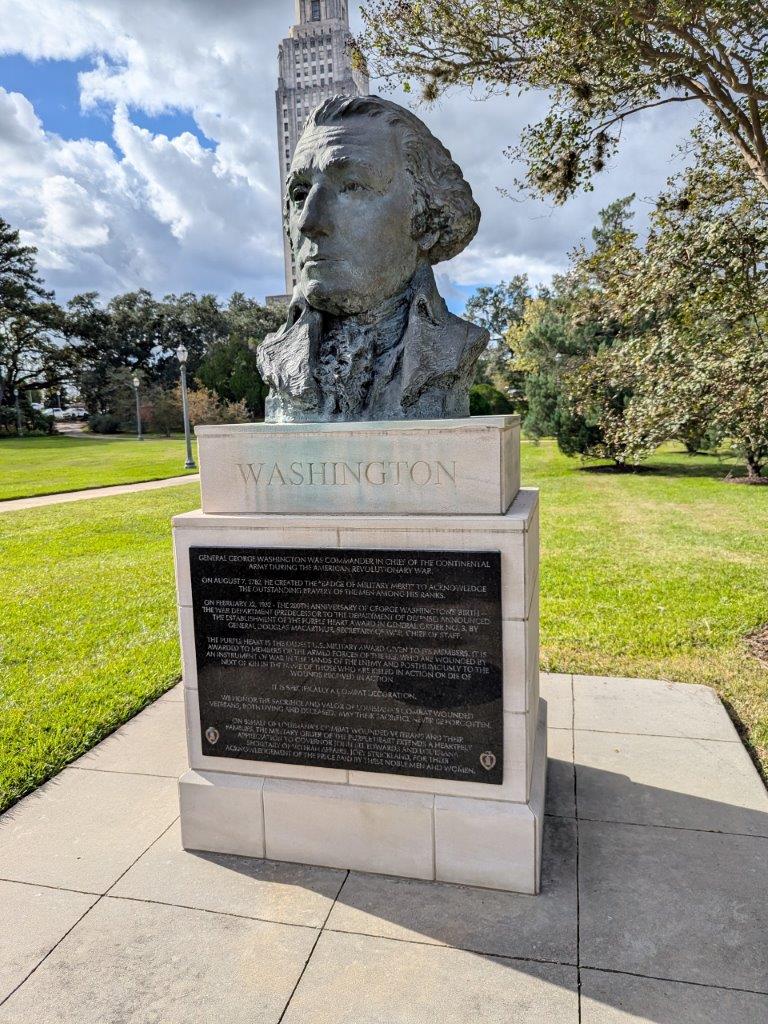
top-left (257, 263), bottom-right (488, 422)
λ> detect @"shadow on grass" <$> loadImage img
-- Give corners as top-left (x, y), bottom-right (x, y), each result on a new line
top-left (579, 459), bottom-right (748, 481)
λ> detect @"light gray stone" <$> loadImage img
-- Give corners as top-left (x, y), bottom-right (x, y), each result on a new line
top-left (581, 968), bottom-right (768, 1023)
top-left (72, 699), bottom-right (187, 778)
top-left (260, 96), bottom-right (488, 423)
top-left (541, 673), bottom-right (573, 729)
top-left (579, 819), bottom-right (768, 990)
top-left (573, 676), bottom-right (738, 740)
top-left (326, 816), bottom-right (577, 963)
top-left (264, 778), bottom-right (435, 879)
top-left (172, 489), bottom-right (539, 620)
top-left (112, 820), bottom-right (345, 928)
top-left (0, 768), bottom-right (178, 893)
top-left (196, 416), bottom-right (521, 516)
top-left (434, 707), bottom-right (546, 892)
top-left (0, 896), bottom-right (317, 1024)
top-left (282, 930), bottom-right (577, 1024)
top-left (179, 769), bottom-right (265, 858)
top-left (0, 880), bottom-right (97, 1002)
top-left (575, 730), bottom-right (768, 834)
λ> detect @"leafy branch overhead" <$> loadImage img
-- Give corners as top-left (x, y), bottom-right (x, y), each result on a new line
top-left (357, 1), bottom-right (768, 200)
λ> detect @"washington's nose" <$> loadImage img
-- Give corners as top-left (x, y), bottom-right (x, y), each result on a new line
top-left (297, 184), bottom-right (330, 238)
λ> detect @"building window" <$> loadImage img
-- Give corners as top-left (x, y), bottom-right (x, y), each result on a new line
top-left (311, 0), bottom-right (321, 21)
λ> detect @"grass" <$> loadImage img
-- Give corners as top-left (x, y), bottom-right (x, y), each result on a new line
top-left (0, 434), bottom-right (198, 501)
top-left (1, 441), bottom-right (766, 812)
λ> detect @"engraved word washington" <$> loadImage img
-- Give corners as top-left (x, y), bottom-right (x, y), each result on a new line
top-left (235, 459), bottom-right (457, 488)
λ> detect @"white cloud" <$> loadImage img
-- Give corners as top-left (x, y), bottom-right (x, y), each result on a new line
top-left (0, 1), bottom-right (699, 304)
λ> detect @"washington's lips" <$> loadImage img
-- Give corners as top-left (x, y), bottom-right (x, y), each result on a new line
top-left (300, 254), bottom-right (341, 269)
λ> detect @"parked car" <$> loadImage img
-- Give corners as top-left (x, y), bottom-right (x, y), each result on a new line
top-left (63, 407), bottom-right (88, 420)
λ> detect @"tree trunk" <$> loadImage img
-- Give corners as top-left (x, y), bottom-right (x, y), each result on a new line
top-left (745, 452), bottom-right (764, 481)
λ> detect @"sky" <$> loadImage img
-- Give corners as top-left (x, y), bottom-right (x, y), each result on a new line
top-left (0, 0), bottom-right (700, 312)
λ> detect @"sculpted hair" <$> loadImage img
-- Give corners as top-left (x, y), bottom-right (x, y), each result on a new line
top-left (297, 94), bottom-right (480, 264)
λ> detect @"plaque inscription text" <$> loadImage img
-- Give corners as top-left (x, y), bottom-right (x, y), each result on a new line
top-left (190, 547), bottom-right (503, 783)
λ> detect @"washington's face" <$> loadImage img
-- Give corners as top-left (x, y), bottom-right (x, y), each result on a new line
top-left (286, 118), bottom-right (421, 315)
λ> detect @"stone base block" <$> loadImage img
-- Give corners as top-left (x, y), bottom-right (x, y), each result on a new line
top-left (178, 701), bottom-right (547, 893)
top-left (194, 415), bottom-right (521, 516)
top-left (179, 770), bottom-right (264, 858)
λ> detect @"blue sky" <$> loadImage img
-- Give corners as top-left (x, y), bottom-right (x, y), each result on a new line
top-left (0, 1), bottom-right (697, 309)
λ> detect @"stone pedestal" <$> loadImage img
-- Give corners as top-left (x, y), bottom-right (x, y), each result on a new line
top-left (175, 416), bottom-right (545, 893)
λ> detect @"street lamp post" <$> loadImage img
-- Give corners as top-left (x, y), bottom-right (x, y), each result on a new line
top-left (176, 343), bottom-right (196, 470)
top-left (14, 388), bottom-right (23, 436)
top-left (132, 376), bottom-right (143, 441)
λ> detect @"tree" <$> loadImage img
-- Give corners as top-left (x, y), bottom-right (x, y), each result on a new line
top-left (357, 1), bottom-right (768, 200)
top-left (196, 295), bottom-right (286, 418)
top-left (592, 131), bottom-right (768, 479)
top-left (464, 276), bottom-right (530, 397)
top-left (506, 198), bottom-right (639, 462)
top-left (0, 218), bottom-right (69, 429)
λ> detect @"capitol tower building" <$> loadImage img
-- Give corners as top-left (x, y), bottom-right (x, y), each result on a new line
top-left (275, 0), bottom-right (369, 295)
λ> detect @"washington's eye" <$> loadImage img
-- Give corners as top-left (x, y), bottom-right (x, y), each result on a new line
top-left (342, 180), bottom-right (367, 194)
top-left (290, 184), bottom-right (310, 206)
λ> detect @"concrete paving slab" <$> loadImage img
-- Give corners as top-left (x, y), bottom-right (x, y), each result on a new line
top-left (281, 929), bottom-right (579, 1023)
top-left (326, 816), bottom-right (577, 964)
top-left (573, 677), bottom-right (737, 741)
top-left (112, 820), bottom-right (346, 928)
top-left (580, 968), bottom-right (768, 1023)
top-left (541, 673), bottom-right (573, 729)
top-left (72, 700), bottom-right (187, 778)
top-left (0, 881), bottom-right (97, 1002)
top-left (575, 731), bottom-right (768, 834)
top-left (0, 896), bottom-right (317, 1024)
top-left (579, 819), bottom-right (768, 991)
top-left (547, 726), bottom-right (575, 818)
top-left (0, 769), bottom-right (178, 893)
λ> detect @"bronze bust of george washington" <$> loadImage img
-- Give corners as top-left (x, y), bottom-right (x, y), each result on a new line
top-left (257, 95), bottom-right (488, 423)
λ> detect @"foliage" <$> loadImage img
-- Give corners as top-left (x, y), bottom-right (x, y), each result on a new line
top-left (465, 276), bottom-right (530, 398)
top-left (186, 386), bottom-right (249, 426)
top-left (0, 217), bottom-right (70, 419)
top-left (198, 334), bottom-right (267, 417)
top-left (570, 131), bottom-right (768, 478)
top-left (358, 1), bottom-right (768, 200)
top-left (469, 382), bottom-right (515, 415)
top-left (88, 413), bottom-right (123, 435)
top-left (507, 198), bottom-right (637, 462)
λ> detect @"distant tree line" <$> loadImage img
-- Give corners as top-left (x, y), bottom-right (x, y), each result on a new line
top-left (0, 216), bottom-right (286, 436)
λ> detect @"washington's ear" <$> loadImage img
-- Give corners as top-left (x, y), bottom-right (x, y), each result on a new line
top-left (416, 228), bottom-right (440, 254)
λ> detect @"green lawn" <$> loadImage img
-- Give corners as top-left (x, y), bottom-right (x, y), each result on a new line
top-left (1, 442), bottom-right (766, 812)
top-left (0, 434), bottom-right (198, 501)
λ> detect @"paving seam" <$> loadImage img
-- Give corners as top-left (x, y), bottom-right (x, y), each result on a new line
top-left (320, 926), bottom-right (579, 968)
top-left (0, 816), bottom-right (179, 1009)
top-left (572, 678), bottom-right (582, 1023)
top-left (0, 876), bottom-right (100, 897)
top-left (106, 893), bottom-right (321, 931)
top-left (67, 765), bottom-right (180, 780)
top-left (566, 727), bottom-right (740, 743)
top-left (578, 962), bottom-right (768, 997)
top-left (574, 815), bottom-right (768, 840)
top-left (276, 869), bottom-right (350, 1024)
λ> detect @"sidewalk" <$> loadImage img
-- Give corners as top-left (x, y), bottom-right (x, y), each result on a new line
top-left (0, 474), bottom-right (199, 513)
top-left (0, 674), bottom-right (766, 1023)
